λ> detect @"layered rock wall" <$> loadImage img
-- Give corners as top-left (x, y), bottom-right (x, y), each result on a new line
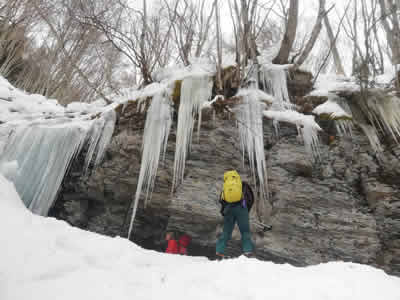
top-left (51, 83), bottom-right (400, 276)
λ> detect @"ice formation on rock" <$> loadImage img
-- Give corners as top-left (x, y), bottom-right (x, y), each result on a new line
top-left (0, 122), bottom-right (90, 215)
top-left (236, 89), bottom-right (269, 200)
top-left (260, 65), bottom-right (291, 109)
top-left (264, 110), bottom-right (322, 160)
top-left (84, 109), bottom-right (117, 174)
top-left (127, 91), bottom-right (173, 238)
top-left (172, 75), bottom-right (212, 191)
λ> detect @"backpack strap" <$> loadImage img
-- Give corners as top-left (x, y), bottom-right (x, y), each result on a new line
top-left (219, 191), bottom-right (227, 216)
top-left (242, 182), bottom-right (254, 212)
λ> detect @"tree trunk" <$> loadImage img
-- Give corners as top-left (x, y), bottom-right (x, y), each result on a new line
top-left (323, 12), bottom-right (345, 75)
top-left (378, 0), bottom-right (400, 65)
top-left (296, 0), bottom-right (326, 66)
top-left (272, 0), bottom-right (298, 64)
top-left (215, 0), bottom-right (223, 94)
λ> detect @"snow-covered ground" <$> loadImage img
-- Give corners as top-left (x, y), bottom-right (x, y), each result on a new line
top-left (1, 173), bottom-right (400, 300)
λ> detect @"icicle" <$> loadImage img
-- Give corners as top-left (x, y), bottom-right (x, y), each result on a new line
top-left (84, 109), bottom-right (116, 174)
top-left (358, 123), bottom-right (383, 153)
top-left (335, 120), bottom-right (353, 137)
top-left (236, 89), bottom-right (269, 201)
top-left (128, 91), bottom-right (172, 239)
top-left (263, 110), bottom-right (322, 160)
top-left (0, 122), bottom-right (90, 215)
top-left (359, 93), bottom-right (400, 143)
top-left (260, 65), bottom-right (291, 109)
top-left (171, 75), bottom-right (212, 191)
top-left (341, 91), bottom-right (400, 152)
top-left (298, 123), bottom-right (321, 160)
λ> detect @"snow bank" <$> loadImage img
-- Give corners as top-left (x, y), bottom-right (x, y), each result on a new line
top-left (1, 173), bottom-right (400, 300)
top-left (0, 76), bottom-right (112, 124)
top-left (154, 61), bottom-right (214, 83)
top-left (312, 99), bottom-right (352, 119)
top-left (309, 74), bottom-right (359, 97)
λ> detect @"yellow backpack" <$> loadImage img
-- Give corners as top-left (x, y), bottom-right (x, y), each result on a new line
top-left (222, 170), bottom-right (242, 203)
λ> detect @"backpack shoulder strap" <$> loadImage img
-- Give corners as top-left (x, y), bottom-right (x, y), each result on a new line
top-left (242, 182), bottom-right (254, 211)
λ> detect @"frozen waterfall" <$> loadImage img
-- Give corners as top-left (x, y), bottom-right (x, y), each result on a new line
top-left (128, 92), bottom-right (173, 238)
top-left (0, 111), bottom-right (116, 216)
top-left (0, 121), bottom-right (90, 215)
top-left (171, 75), bottom-right (212, 191)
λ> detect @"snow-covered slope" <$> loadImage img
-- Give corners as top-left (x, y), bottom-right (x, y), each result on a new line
top-left (1, 174), bottom-right (399, 300)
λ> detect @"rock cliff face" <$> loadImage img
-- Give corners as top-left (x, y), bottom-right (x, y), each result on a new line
top-left (50, 80), bottom-right (400, 276)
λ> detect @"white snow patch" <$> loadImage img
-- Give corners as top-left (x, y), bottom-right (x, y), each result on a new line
top-left (236, 88), bottom-right (274, 105)
top-left (375, 71), bottom-right (396, 86)
top-left (309, 75), bottom-right (359, 97)
top-left (313, 99), bottom-right (352, 119)
top-left (154, 61), bottom-right (214, 84)
top-left (0, 160), bottom-right (18, 181)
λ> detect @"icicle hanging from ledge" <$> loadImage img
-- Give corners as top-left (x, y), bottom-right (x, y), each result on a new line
top-left (0, 122), bottom-right (90, 215)
top-left (0, 108), bottom-right (117, 216)
top-left (236, 89), bottom-right (269, 201)
top-left (260, 64), bottom-right (291, 109)
top-left (263, 110), bottom-right (322, 160)
top-left (84, 109), bottom-right (116, 174)
top-left (171, 75), bottom-right (212, 191)
top-left (128, 91), bottom-right (173, 239)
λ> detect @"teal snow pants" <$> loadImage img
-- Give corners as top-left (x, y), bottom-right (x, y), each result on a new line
top-left (216, 203), bottom-right (254, 254)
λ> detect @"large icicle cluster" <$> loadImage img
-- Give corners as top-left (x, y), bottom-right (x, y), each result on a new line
top-left (172, 75), bottom-right (212, 190)
top-left (128, 91), bottom-right (172, 238)
top-left (0, 122), bottom-right (90, 215)
top-left (356, 92), bottom-right (400, 142)
top-left (0, 75), bottom-right (118, 215)
top-left (235, 89), bottom-right (269, 201)
top-left (258, 63), bottom-right (322, 159)
top-left (312, 88), bottom-right (400, 153)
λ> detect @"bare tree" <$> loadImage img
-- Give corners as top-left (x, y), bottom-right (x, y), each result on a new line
top-left (323, 8), bottom-right (346, 75)
top-left (295, 0), bottom-right (327, 67)
top-left (164, 0), bottom-right (215, 66)
top-left (272, 0), bottom-right (298, 64)
top-left (378, 0), bottom-right (400, 65)
top-left (78, 0), bottom-right (174, 86)
top-left (378, 0), bottom-right (400, 92)
top-left (215, 0), bottom-right (223, 94)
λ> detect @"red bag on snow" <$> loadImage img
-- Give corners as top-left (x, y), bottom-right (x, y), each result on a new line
top-left (178, 234), bottom-right (191, 255)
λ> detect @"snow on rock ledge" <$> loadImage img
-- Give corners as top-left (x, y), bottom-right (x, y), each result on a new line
top-left (0, 76), bottom-right (117, 216)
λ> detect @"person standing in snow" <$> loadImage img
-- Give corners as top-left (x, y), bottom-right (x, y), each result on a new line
top-left (216, 170), bottom-right (255, 259)
top-left (165, 232), bottom-right (179, 254)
